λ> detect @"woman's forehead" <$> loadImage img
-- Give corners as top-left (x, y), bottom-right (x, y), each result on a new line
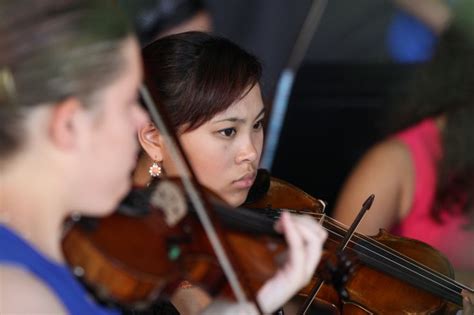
top-left (212, 86), bottom-right (264, 119)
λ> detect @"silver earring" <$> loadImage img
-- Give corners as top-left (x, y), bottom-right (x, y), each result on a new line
top-left (149, 161), bottom-right (162, 178)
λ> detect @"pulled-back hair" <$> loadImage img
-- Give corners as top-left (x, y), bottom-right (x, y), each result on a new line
top-left (0, 0), bottom-right (132, 159)
top-left (142, 31), bottom-right (262, 133)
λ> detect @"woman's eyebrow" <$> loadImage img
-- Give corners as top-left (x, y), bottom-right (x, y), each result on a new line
top-left (213, 107), bottom-right (266, 124)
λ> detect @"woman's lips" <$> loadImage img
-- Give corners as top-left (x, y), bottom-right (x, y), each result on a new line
top-left (232, 172), bottom-right (256, 189)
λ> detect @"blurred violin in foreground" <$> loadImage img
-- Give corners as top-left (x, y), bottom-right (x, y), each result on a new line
top-left (62, 178), bottom-right (288, 310)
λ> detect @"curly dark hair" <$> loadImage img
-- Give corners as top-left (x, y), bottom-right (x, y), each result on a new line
top-left (388, 23), bottom-right (474, 227)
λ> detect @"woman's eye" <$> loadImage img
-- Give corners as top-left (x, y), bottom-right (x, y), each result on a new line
top-left (253, 119), bottom-right (264, 130)
top-left (218, 128), bottom-right (236, 137)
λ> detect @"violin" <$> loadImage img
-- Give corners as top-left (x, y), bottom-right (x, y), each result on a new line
top-left (244, 169), bottom-right (472, 314)
top-left (61, 178), bottom-right (289, 310)
top-left (62, 169), bottom-right (472, 314)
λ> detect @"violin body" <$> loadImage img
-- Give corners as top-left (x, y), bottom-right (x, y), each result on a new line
top-left (63, 208), bottom-right (222, 308)
top-left (245, 170), bottom-right (462, 314)
top-left (62, 179), bottom-right (288, 309)
top-left (300, 229), bottom-right (458, 314)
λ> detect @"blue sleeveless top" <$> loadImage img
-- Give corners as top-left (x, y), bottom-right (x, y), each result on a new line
top-left (0, 224), bottom-right (120, 315)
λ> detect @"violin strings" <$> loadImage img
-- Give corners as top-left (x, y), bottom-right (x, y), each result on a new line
top-left (320, 213), bottom-right (466, 295)
top-left (320, 213), bottom-right (472, 293)
top-left (323, 219), bottom-right (462, 296)
top-left (254, 205), bottom-right (471, 298)
top-left (276, 208), bottom-right (470, 299)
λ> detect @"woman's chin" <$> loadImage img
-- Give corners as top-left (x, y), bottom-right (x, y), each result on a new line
top-left (77, 202), bottom-right (116, 218)
top-left (224, 192), bottom-right (248, 208)
top-left (80, 185), bottom-right (130, 217)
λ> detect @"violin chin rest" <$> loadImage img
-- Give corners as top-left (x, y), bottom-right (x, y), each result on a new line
top-left (244, 168), bottom-right (271, 204)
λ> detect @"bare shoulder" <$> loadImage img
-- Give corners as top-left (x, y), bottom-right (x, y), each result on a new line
top-left (340, 137), bottom-right (414, 192)
top-left (362, 138), bottom-right (415, 197)
top-left (359, 138), bottom-right (413, 171)
top-left (333, 137), bottom-right (415, 234)
top-left (0, 264), bottom-right (67, 314)
top-left (349, 137), bottom-right (415, 204)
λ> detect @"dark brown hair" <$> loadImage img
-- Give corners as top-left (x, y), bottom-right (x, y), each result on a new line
top-left (388, 23), bottom-right (474, 226)
top-left (142, 31), bottom-right (262, 133)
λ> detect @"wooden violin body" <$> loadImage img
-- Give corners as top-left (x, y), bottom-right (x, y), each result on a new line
top-left (62, 179), bottom-right (288, 309)
top-left (244, 170), bottom-right (463, 314)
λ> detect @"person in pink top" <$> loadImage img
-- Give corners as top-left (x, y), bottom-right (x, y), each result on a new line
top-left (333, 6), bottom-right (473, 313)
top-left (390, 118), bottom-right (472, 270)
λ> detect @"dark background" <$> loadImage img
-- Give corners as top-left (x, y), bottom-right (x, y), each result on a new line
top-left (205, 0), bottom-right (418, 212)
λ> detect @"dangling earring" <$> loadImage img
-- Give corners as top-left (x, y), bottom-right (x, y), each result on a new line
top-left (70, 212), bottom-right (82, 222)
top-left (149, 161), bottom-right (162, 178)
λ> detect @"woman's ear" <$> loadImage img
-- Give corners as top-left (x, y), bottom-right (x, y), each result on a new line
top-left (48, 97), bottom-right (83, 150)
top-left (137, 123), bottom-right (165, 162)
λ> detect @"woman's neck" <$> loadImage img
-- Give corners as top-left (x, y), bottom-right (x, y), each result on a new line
top-left (132, 153), bottom-right (154, 187)
top-left (1, 161), bottom-right (67, 263)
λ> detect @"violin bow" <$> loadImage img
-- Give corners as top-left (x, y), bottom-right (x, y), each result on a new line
top-left (297, 194), bottom-right (375, 315)
top-left (261, 0), bottom-right (328, 170)
top-left (140, 85), bottom-right (261, 311)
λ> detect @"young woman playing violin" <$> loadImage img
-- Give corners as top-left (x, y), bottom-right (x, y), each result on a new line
top-left (0, 3), bottom-right (325, 315)
top-left (132, 31), bottom-right (474, 314)
top-left (131, 31), bottom-right (327, 315)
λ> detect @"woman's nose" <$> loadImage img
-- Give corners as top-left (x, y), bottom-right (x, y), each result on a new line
top-left (236, 137), bottom-right (258, 164)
